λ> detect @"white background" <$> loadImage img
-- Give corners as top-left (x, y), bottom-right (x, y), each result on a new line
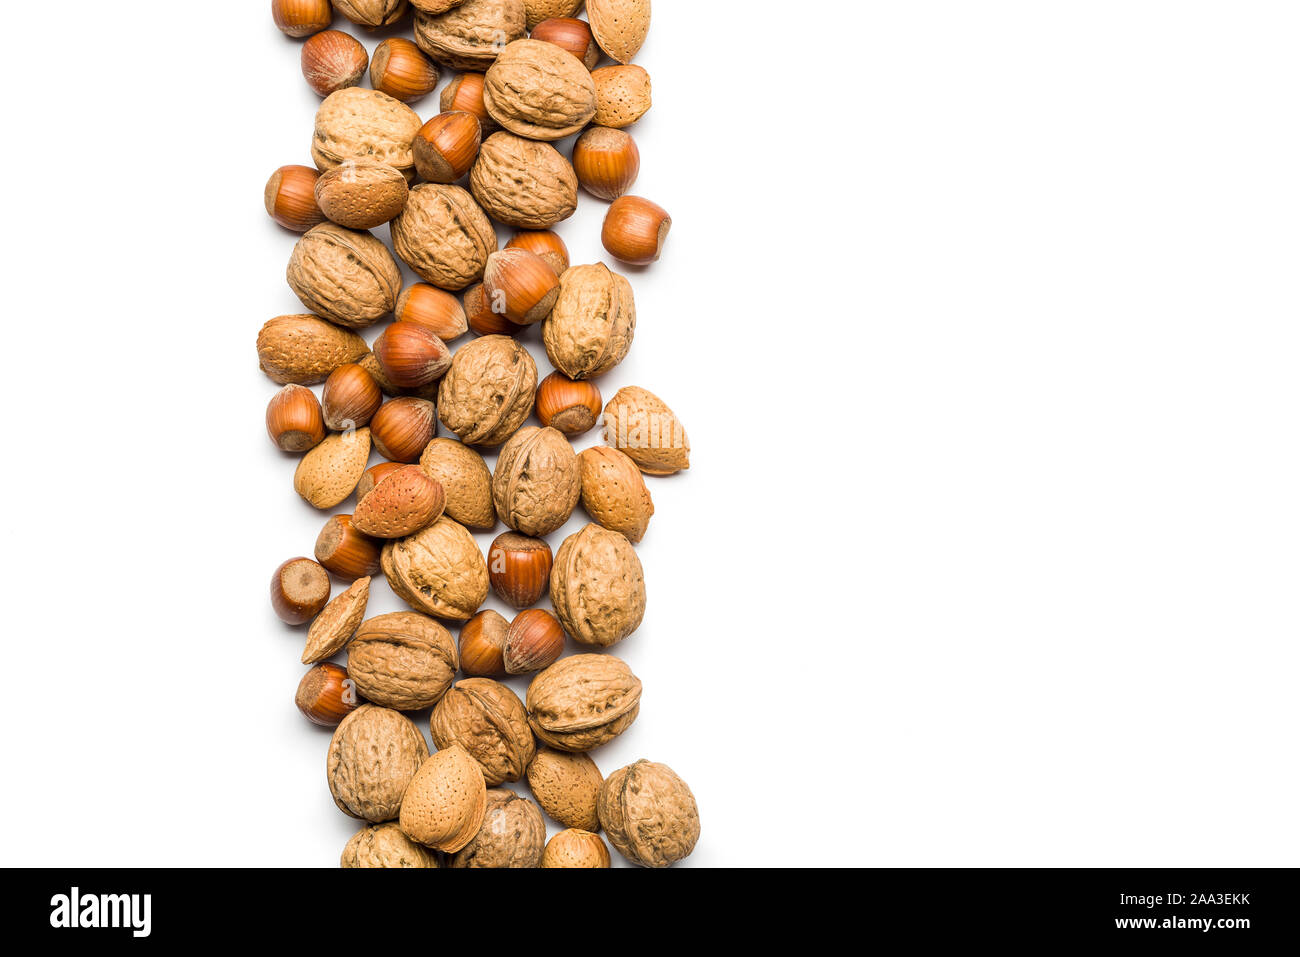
top-left (1, 0), bottom-right (1297, 866)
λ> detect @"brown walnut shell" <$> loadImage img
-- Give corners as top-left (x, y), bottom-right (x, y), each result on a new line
top-left (287, 223), bottom-right (402, 329)
top-left (348, 611), bottom-right (459, 710)
top-left (597, 760), bottom-right (701, 868)
top-left (578, 446), bottom-right (653, 543)
top-left (391, 183), bottom-right (498, 291)
top-left (430, 677), bottom-right (536, 785)
top-left (381, 516), bottom-right (490, 620)
top-left (603, 385), bottom-right (690, 475)
top-left (550, 523), bottom-right (645, 647)
top-left (491, 426), bottom-right (581, 537)
top-left (526, 747), bottom-right (602, 831)
top-left (341, 822), bottom-right (440, 868)
top-left (327, 704), bottom-right (429, 822)
top-left (448, 788), bottom-right (545, 867)
top-left (483, 39), bottom-right (596, 141)
top-left (413, 0), bottom-right (527, 71)
top-left (334, 0), bottom-right (409, 28)
top-left (419, 438), bottom-right (496, 529)
top-left (257, 314), bottom-right (369, 385)
top-left (470, 132), bottom-right (578, 229)
top-left (312, 87), bottom-right (422, 181)
top-left (399, 744), bottom-right (487, 852)
top-left (525, 653), bottom-right (641, 752)
top-left (436, 335), bottom-right (537, 446)
top-left (542, 263), bottom-right (636, 379)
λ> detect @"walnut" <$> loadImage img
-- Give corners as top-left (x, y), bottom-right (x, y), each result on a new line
top-left (525, 653), bottom-right (641, 752)
top-left (312, 87), bottom-right (422, 181)
top-left (598, 760), bottom-right (700, 868)
top-left (542, 263), bottom-right (636, 379)
top-left (419, 437), bottom-right (496, 529)
top-left (341, 822), bottom-right (440, 868)
top-left (578, 446), bottom-right (654, 543)
top-left (286, 223), bottom-right (402, 328)
top-left (347, 611), bottom-right (459, 710)
top-left (391, 183), bottom-right (498, 291)
top-left (327, 705), bottom-right (430, 822)
top-left (526, 748), bottom-right (602, 831)
top-left (602, 385), bottom-right (690, 475)
top-left (381, 516), bottom-right (490, 620)
top-left (414, 0), bottom-right (527, 71)
top-left (334, 0), bottom-right (409, 28)
top-left (437, 335), bottom-right (537, 446)
top-left (429, 678), bottom-right (536, 785)
top-left (550, 523), bottom-right (645, 647)
top-left (483, 40), bottom-right (597, 141)
top-left (448, 789), bottom-right (545, 868)
top-left (470, 132), bottom-right (578, 229)
top-left (491, 426), bottom-right (581, 536)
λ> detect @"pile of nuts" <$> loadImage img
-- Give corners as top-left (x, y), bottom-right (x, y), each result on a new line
top-left (264, 0), bottom-right (699, 868)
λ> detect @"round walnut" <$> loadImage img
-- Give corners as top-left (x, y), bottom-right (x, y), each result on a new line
top-left (381, 516), bottom-right (490, 620)
top-left (550, 523), bottom-right (646, 647)
top-left (483, 40), bottom-right (597, 141)
top-left (449, 789), bottom-right (546, 868)
top-left (327, 705), bottom-right (430, 823)
top-left (312, 87), bottom-right (422, 181)
top-left (419, 438), bottom-right (496, 529)
top-left (391, 183), bottom-right (498, 291)
top-left (525, 653), bottom-right (641, 752)
top-left (286, 223), bottom-right (402, 329)
top-left (414, 0), bottom-right (527, 71)
top-left (598, 760), bottom-right (701, 868)
top-left (542, 263), bottom-right (636, 380)
top-left (341, 822), bottom-right (440, 868)
top-left (471, 132), bottom-right (578, 229)
top-left (542, 829), bottom-right (611, 868)
top-left (348, 612), bottom-right (459, 710)
top-left (429, 678), bottom-right (536, 785)
top-left (437, 335), bottom-right (537, 446)
top-left (526, 747), bottom-right (603, 831)
top-left (399, 744), bottom-right (487, 852)
top-left (491, 426), bottom-right (581, 537)
top-left (334, 0), bottom-right (408, 28)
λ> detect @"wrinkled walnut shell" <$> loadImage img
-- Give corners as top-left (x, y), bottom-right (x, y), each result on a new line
top-left (470, 132), bottom-right (578, 229)
top-left (334, 0), bottom-right (409, 28)
top-left (430, 677), bottom-right (536, 785)
top-left (348, 611), bottom-right (459, 710)
top-left (542, 262), bottom-right (636, 379)
top-left (341, 822), bottom-right (440, 868)
top-left (399, 744), bottom-right (487, 852)
top-left (550, 523), bottom-right (645, 648)
top-left (437, 335), bottom-right (537, 446)
top-left (312, 87), bottom-right (422, 181)
top-left (391, 183), bottom-right (498, 291)
top-left (327, 704), bottom-right (429, 822)
top-left (526, 747), bottom-right (602, 831)
top-left (483, 39), bottom-right (596, 141)
top-left (448, 788), bottom-right (545, 868)
top-left (381, 516), bottom-right (490, 620)
top-left (598, 760), bottom-right (701, 868)
top-left (491, 426), bottom-right (582, 537)
top-left (413, 0), bottom-right (527, 70)
top-left (525, 653), bottom-right (641, 752)
top-left (287, 223), bottom-right (402, 328)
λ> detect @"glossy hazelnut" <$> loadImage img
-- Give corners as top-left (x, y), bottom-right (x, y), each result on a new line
top-left (458, 609), bottom-right (510, 678)
top-left (266, 384), bottom-right (326, 452)
top-left (295, 662), bottom-right (362, 727)
top-left (370, 397), bottom-right (437, 462)
top-left (535, 372), bottom-right (602, 436)
top-left (412, 111), bottom-right (482, 184)
top-left (440, 73), bottom-right (497, 135)
top-left (504, 608), bottom-right (565, 675)
top-left (487, 532), bottom-right (553, 609)
top-left (271, 557), bottom-right (332, 625)
top-left (464, 283), bottom-right (526, 337)
top-left (272, 0), bottom-right (333, 38)
top-left (572, 127), bottom-right (640, 201)
top-left (370, 37), bottom-right (439, 103)
top-left (601, 195), bottom-right (671, 265)
top-left (530, 17), bottom-right (600, 70)
top-left (505, 230), bottom-right (569, 275)
top-left (321, 363), bottom-right (383, 431)
top-left (483, 248), bottom-right (560, 325)
top-left (264, 165), bottom-right (325, 232)
top-left (314, 514), bottom-right (383, 580)
top-left (395, 283), bottom-right (468, 341)
top-left (301, 29), bottom-right (368, 97)
top-left (373, 322), bottom-right (452, 388)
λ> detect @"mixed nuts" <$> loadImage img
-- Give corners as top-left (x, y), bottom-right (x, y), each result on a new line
top-left (263, 0), bottom-right (697, 868)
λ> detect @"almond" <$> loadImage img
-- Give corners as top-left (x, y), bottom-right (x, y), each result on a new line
top-left (353, 465), bottom-right (446, 539)
top-left (578, 445), bottom-right (654, 543)
top-left (587, 0), bottom-right (650, 65)
top-left (419, 438), bottom-right (496, 529)
top-left (591, 64), bottom-right (651, 129)
top-left (257, 314), bottom-right (370, 385)
top-left (303, 575), bottom-right (371, 664)
top-left (398, 744), bottom-right (487, 852)
top-left (293, 427), bottom-right (373, 508)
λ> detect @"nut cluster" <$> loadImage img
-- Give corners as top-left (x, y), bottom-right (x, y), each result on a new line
top-left (262, 0), bottom-right (700, 868)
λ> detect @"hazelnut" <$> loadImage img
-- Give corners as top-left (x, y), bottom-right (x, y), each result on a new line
top-left (535, 372), bottom-right (602, 436)
top-left (370, 37), bottom-right (440, 103)
top-left (301, 29), bottom-right (369, 97)
top-left (459, 609), bottom-right (509, 677)
top-left (271, 556), bottom-right (332, 625)
top-left (264, 165), bottom-right (325, 232)
top-left (601, 195), bottom-right (670, 265)
top-left (372, 321), bottom-right (452, 389)
top-left (321, 363), bottom-right (382, 431)
top-left (412, 111), bottom-right (482, 184)
top-left (439, 72), bottom-right (498, 135)
top-left (464, 282), bottom-right (525, 337)
top-left (482, 248), bottom-right (560, 325)
top-left (353, 465), bottom-right (446, 539)
top-left (395, 284), bottom-right (468, 341)
top-left (314, 514), bottom-right (383, 580)
top-left (487, 532), bottom-right (553, 609)
top-left (504, 608), bottom-right (565, 675)
top-left (272, 0), bottom-right (334, 37)
top-left (358, 352), bottom-right (440, 401)
top-left (541, 829), bottom-right (611, 868)
top-left (505, 230), bottom-right (569, 275)
top-left (370, 397), bottom-right (437, 463)
top-left (295, 662), bottom-right (362, 727)
top-left (355, 461), bottom-right (406, 502)
top-left (573, 127), bottom-right (640, 201)
top-left (530, 17), bottom-right (600, 70)
top-left (313, 161), bottom-right (409, 230)
top-left (266, 383), bottom-right (326, 452)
